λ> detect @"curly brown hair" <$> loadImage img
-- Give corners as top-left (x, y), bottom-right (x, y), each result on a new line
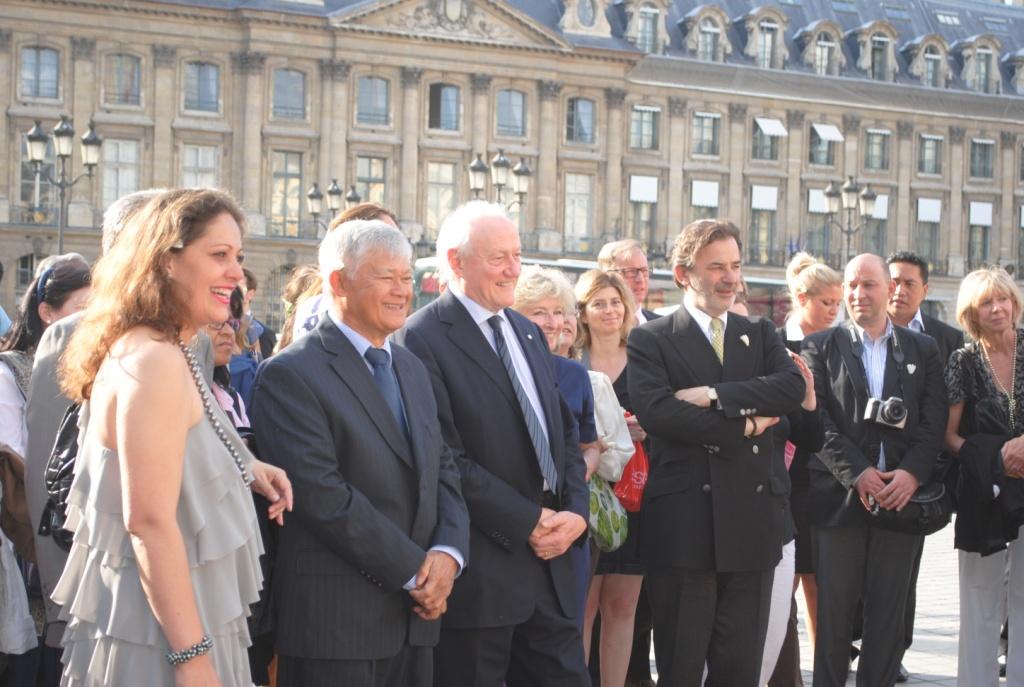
top-left (60, 188), bottom-right (246, 401)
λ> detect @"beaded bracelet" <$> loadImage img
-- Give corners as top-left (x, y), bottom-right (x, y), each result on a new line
top-left (166, 635), bottom-right (213, 666)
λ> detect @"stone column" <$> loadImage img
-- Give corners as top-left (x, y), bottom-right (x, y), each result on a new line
top-left (470, 74), bottom-right (491, 163)
top-left (785, 109), bottom-right (805, 250)
top-left (666, 97), bottom-right (687, 235)
top-left (328, 61), bottom-right (350, 194)
top-left (399, 67), bottom-right (422, 223)
top-left (536, 80), bottom-right (562, 234)
top-left (318, 60), bottom-right (349, 188)
top-left (231, 51), bottom-right (267, 226)
top-left (726, 103), bottom-right (747, 225)
top-left (1000, 131), bottom-right (1017, 262)
top-left (151, 45), bottom-right (177, 189)
top-left (605, 88), bottom-right (626, 238)
top-left (895, 120), bottom-right (914, 251)
top-left (947, 126), bottom-right (966, 275)
top-left (69, 38), bottom-right (96, 211)
top-left (0, 30), bottom-right (12, 219)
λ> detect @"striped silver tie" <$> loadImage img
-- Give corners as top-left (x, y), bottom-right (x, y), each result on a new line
top-left (488, 315), bottom-right (559, 492)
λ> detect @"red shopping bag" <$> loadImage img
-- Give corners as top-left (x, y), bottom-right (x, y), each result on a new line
top-left (613, 440), bottom-right (648, 513)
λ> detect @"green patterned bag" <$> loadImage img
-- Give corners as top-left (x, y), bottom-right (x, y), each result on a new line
top-left (588, 475), bottom-right (628, 552)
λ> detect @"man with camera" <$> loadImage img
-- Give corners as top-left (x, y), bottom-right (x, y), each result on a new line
top-left (801, 254), bottom-right (947, 687)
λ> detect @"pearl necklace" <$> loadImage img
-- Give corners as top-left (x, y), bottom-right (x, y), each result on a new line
top-left (177, 339), bottom-right (252, 486)
top-left (981, 330), bottom-right (1018, 434)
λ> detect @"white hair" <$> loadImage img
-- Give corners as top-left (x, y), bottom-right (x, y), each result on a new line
top-left (435, 200), bottom-right (511, 283)
top-left (318, 219), bottom-right (412, 282)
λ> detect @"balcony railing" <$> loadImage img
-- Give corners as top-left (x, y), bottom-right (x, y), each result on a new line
top-left (746, 248), bottom-right (787, 267)
top-left (266, 218), bottom-right (323, 241)
top-left (9, 205), bottom-right (57, 226)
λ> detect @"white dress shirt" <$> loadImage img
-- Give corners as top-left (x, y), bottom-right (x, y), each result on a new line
top-left (855, 319), bottom-right (893, 471)
top-left (785, 317), bottom-right (806, 343)
top-left (448, 284), bottom-right (551, 447)
top-left (909, 309), bottom-right (925, 333)
top-left (683, 298), bottom-right (729, 349)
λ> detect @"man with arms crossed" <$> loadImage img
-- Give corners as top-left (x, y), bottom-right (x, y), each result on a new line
top-left (627, 219), bottom-right (804, 686)
top-left (396, 201), bottom-right (590, 686)
top-left (252, 220), bottom-right (469, 686)
top-left (803, 254), bottom-right (947, 686)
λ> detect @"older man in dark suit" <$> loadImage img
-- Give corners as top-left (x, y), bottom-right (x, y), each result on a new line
top-left (803, 254), bottom-right (947, 687)
top-left (251, 219), bottom-right (469, 687)
top-left (627, 219), bottom-right (805, 686)
top-left (395, 201), bottom-right (590, 687)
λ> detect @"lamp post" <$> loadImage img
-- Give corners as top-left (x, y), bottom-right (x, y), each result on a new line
top-left (466, 150), bottom-right (532, 210)
top-left (344, 185), bottom-right (362, 209)
top-left (305, 179), bottom-right (344, 235)
top-left (823, 175), bottom-right (877, 265)
top-left (26, 116), bottom-right (102, 254)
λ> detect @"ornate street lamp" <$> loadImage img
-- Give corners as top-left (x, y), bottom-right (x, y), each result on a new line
top-left (468, 153), bottom-right (488, 199)
top-left (824, 176), bottom-right (878, 264)
top-left (344, 185), bottom-right (362, 209)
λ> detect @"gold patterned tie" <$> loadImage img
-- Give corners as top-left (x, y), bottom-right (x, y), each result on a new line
top-left (710, 318), bottom-right (724, 363)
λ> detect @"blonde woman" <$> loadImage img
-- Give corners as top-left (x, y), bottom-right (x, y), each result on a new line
top-left (575, 269), bottom-right (645, 687)
top-left (945, 267), bottom-right (1024, 686)
top-left (56, 189), bottom-right (292, 686)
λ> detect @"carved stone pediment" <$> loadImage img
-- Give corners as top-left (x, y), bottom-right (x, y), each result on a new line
top-left (333, 0), bottom-right (569, 49)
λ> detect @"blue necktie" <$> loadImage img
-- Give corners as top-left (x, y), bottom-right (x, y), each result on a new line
top-left (487, 315), bottom-right (559, 492)
top-left (364, 347), bottom-right (410, 444)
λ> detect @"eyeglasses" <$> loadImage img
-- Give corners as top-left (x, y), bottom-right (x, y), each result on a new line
top-left (609, 267), bottom-right (650, 280)
top-left (209, 319), bottom-right (241, 332)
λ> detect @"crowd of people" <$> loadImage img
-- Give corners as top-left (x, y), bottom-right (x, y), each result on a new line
top-left (0, 186), bottom-right (1021, 687)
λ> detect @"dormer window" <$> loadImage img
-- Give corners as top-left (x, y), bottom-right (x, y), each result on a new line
top-left (577, 0), bottom-right (595, 27)
top-left (924, 46), bottom-right (942, 87)
top-left (698, 19), bottom-right (720, 62)
top-left (757, 22), bottom-right (778, 68)
top-left (956, 35), bottom-right (1002, 95)
top-left (637, 6), bottom-right (660, 53)
top-left (976, 49), bottom-right (994, 94)
top-left (816, 33), bottom-right (836, 75)
top-left (871, 35), bottom-right (889, 81)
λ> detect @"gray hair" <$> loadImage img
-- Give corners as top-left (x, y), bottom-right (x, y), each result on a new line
top-left (435, 200), bottom-right (511, 284)
top-left (102, 188), bottom-right (166, 254)
top-left (34, 252), bottom-right (88, 276)
top-left (514, 265), bottom-right (575, 316)
top-left (319, 219), bottom-right (412, 280)
top-left (597, 239), bottom-right (644, 271)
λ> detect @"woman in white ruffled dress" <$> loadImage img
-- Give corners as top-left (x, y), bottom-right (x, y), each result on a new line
top-left (55, 188), bottom-right (292, 687)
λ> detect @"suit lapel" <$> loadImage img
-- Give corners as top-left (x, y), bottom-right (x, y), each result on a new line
top-left (721, 313), bottom-right (754, 382)
top-left (667, 306), bottom-right (722, 384)
top-left (393, 351), bottom-right (430, 476)
top-left (437, 291), bottom-right (519, 411)
top-left (504, 309), bottom-right (561, 457)
top-left (837, 322), bottom-right (870, 405)
top-left (882, 328), bottom-right (903, 399)
top-left (318, 320), bottom-right (414, 469)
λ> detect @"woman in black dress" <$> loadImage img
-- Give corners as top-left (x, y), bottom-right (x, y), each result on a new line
top-left (575, 269), bottom-right (644, 687)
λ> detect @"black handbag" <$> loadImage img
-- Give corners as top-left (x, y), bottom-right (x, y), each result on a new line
top-left (869, 480), bottom-right (952, 536)
top-left (38, 403), bottom-right (81, 552)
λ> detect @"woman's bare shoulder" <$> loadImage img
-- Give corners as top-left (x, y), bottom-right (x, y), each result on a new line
top-left (103, 327), bottom-right (188, 383)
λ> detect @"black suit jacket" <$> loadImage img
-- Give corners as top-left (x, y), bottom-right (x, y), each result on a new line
top-left (627, 307), bottom-right (805, 572)
top-left (801, 321), bottom-right (948, 528)
top-left (640, 308), bottom-right (661, 323)
top-left (251, 317), bottom-right (469, 660)
top-left (921, 313), bottom-right (965, 367)
top-left (395, 290), bottom-right (588, 628)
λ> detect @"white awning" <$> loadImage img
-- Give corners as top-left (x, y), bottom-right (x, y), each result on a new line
top-left (866, 128), bottom-right (891, 136)
top-left (969, 201), bottom-right (993, 227)
top-left (972, 138), bottom-right (996, 146)
top-left (873, 194), bottom-right (889, 220)
top-left (691, 180), bottom-right (719, 208)
top-left (918, 197), bottom-right (942, 223)
top-left (629, 175), bottom-right (659, 203)
top-left (694, 111), bottom-right (722, 119)
top-left (633, 105), bottom-right (661, 113)
top-left (808, 188), bottom-right (829, 214)
top-left (755, 117), bottom-right (788, 137)
top-left (751, 185), bottom-right (778, 211)
top-left (921, 133), bottom-right (944, 141)
top-left (811, 122), bottom-right (844, 142)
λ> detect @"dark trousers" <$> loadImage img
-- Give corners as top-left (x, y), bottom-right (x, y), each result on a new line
top-left (768, 596), bottom-right (804, 687)
top-left (901, 541), bottom-right (924, 654)
top-left (811, 526), bottom-right (922, 687)
top-left (434, 576), bottom-right (590, 687)
top-left (277, 646), bottom-right (431, 687)
top-left (647, 567), bottom-right (773, 687)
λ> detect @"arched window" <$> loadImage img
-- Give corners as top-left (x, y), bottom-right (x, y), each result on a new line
top-left (428, 83), bottom-right (460, 131)
top-left (21, 46), bottom-right (59, 99)
top-left (356, 76), bottom-right (390, 125)
top-left (496, 89), bottom-right (526, 137)
top-left (698, 18), bottom-right (720, 62)
top-left (104, 53), bottom-right (141, 105)
top-left (923, 45), bottom-right (942, 87)
top-left (184, 61), bottom-right (220, 112)
top-left (636, 5), bottom-right (660, 53)
top-left (566, 97), bottom-right (595, 144)
top-left (273, 68), bottom-right (307, 119)
top-left (815, 32), bottom-right (836, 75)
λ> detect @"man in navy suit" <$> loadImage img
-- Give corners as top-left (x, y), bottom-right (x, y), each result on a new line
top-left (252, 219), bottom-right (469, 687)
top-left (396, 201), bottom-right (590, 686)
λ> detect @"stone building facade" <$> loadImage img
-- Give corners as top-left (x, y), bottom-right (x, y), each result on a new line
top-left (1, 0), bottom-right (1023, 324)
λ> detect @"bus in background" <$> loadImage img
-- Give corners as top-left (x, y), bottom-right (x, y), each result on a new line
top-left (413, 256), bottom-right (792, 324)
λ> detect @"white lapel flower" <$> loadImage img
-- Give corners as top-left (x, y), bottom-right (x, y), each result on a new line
top-left (906, 363), bottom-right (916, 375)
top-left (740, 334), bottom-right (750, 347)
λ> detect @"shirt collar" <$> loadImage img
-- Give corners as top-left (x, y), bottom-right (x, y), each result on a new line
top-left (683, 297), bottom-right (727, 338)
top-left (448, 282), bottom-right (507, 327)
top-left (785, 317), bottom-right (805, 342)
top-left (909, 309), bottom-right (925, 333)
top-left (328, 309), bottom-right (392, 360)
top-left (854, 318), bottom-right (894, 346)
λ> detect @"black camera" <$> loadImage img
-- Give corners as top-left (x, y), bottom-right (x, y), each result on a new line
top-left (864, 397), bottom-right (907, 429)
